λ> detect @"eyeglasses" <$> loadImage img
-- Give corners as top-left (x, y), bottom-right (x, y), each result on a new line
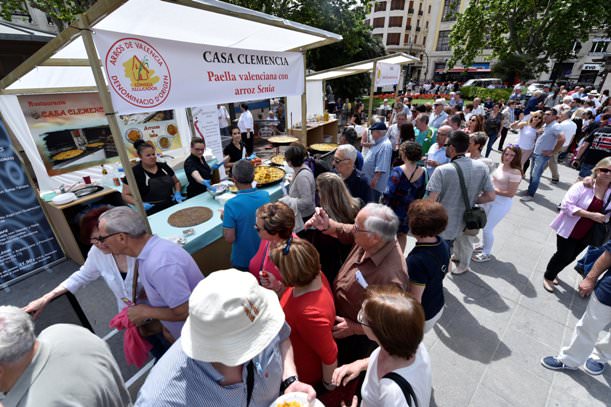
top-left (333, 157), bottom-right (350, 164)
top-left (597, 168), bottom-right (611, 174)
top-left (353, 223), bottom-right (369, 234)
top-left (357, 309), bottom-right (370, 327)
top-left (92, 232), bottom-right (122, 243)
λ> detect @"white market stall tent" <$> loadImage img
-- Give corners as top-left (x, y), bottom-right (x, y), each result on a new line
top-left (0, 0), bottom-right (342, 212)
top-left (303, 52), bottom-right (419, 122)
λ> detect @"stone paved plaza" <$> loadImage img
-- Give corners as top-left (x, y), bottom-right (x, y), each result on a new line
top-left (3, 141), bottom-right (610, 405)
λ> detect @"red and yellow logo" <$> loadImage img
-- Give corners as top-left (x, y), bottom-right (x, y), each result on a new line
top-left (105, 38), bottom-right (171, 109)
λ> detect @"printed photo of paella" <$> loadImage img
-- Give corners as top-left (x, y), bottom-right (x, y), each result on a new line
top-left (52, 149), bottom-right (84, 161)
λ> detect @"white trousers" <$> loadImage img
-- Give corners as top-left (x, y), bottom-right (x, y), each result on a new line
top-left (481, 196), bottom-right (513, 256)
top-left (558, 293), bottom-right (611, 367)
top-left (424, 307), bottom-right (444, 333)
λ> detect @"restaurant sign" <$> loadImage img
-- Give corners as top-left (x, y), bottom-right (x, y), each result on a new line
top-left (94, 30), bottom-right (304, 114)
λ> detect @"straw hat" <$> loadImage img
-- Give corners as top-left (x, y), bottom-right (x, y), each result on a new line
top-left (180, 269), bottom-right (285, 366)
top-left (434, 98), bottom-right (448, 106)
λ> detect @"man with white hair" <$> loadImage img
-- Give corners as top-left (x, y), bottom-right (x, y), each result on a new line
top-left (429, 99), bottom-right (448, 129)
top-left (333, 144), bottom-right (373, 204)
top-left (305, 203), bottom-right (408, 363)
top-left (0, 306), bottom-right (130, 406)
top-left (472, 97), bottom-right (485, 116)
top-left (135, 270), bottom-right (315, 406)
top-left (97, 206), bottom-right (203, 340)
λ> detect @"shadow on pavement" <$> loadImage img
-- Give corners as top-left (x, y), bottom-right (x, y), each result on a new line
top-left (450, 272), bottom-right (511, 313)
top-left (434, 292), bottom-right (511, 363)
top-left (473, 259), bottom-right (537, 298)
top-left (559, 369), bottom-right (611, 405)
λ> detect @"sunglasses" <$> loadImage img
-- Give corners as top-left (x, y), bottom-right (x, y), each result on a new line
top-left (597, 168), bottom-right (611, 174)
top-left (92, 232), bottom-right (122, 243)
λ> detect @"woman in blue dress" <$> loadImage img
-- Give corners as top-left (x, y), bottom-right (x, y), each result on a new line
top-left (382, 141), bottom-right (427, 251)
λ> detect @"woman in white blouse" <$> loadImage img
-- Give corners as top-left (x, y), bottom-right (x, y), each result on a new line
top-left (24, 206), bottom-right (138, 316)
top-left (331, 286), bottom-right (432, 407)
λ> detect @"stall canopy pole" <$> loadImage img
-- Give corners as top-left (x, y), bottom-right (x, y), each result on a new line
top-left (367, 60), bottom-right (378, 125)
top-left (300, 52), bottom-right (307, 143)
top-left (78, 15), bottom-right (151, 231)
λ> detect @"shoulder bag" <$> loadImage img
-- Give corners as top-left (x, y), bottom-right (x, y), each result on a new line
top-left (383, 372), bottom-right (419, 407)
top-left (132, 261), bottom-right (164, 337)
top-left (587, 192), bottom-right (611, 247)
top-left (452, 162), bottom-right (487, 235)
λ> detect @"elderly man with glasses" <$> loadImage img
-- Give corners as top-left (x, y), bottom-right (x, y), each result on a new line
top-left (333, 144), bottom-right (373, 204)
top-left (97, 206), bottom-right (203, 341)
top-left (305, 203), bottom-right (408, 364)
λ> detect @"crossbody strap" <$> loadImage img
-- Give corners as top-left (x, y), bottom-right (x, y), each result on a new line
top-left (246, 360), bottom-right (255, 406)
top-left (131, 260), bottom-right (140, 304)
top-left (383, 372), bottom-right (419, 407)
top-left (451, 162), bottom-right (471, 210)
top-left (599, 191), bottom-right (611, 214)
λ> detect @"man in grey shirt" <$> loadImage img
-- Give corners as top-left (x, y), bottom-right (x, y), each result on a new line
top-left (0, 306), bottom-right (131, 407)
top-left (522, 108), bottom-right (565, 201)
top-left (427, 131), bottom-right (496, 274)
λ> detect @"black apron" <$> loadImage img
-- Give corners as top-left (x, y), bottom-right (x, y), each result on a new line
top-left (143, 168), bottom-right (174, 214)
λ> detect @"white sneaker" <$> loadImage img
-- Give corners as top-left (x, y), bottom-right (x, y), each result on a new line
top-left (472, 253), bottom-right (491, 263)
top-left (451, 266), bottom-right (471, 275)
top-left (520, 195), bottom-right (534, 202)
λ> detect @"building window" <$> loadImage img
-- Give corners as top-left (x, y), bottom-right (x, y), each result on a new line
top-left (408, 0), bottom-right (414, 12)
top-left (373, 34), bottom-right (383, 42)
top-left (441, 0), bottom-right (460, 21)
top-left (590, 40), bottom-right (609, 54)
top-left (375, 1), bottom-right (387, 12)
top-left (373, 17), bottom-right (385, 28)
top-left (404, 34), bottom-right (410, 45)
top-left (436, 30), bottom-right (450, 51)
top-left (387, 33), bottom-right (401, 45)
top-left (423, 35), bottom-right (427, 45)
top-left (389, 16), bottom-right (403, 27)
top-left (390, 0), bottom-right (405, 10)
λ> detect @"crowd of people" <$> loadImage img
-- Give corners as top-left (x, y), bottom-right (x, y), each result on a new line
top-left (1, 82), bottom-right (610, 407)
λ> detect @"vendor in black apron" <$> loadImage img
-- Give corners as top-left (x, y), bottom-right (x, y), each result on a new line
top-left (184, 137), bottom-right (216, 198)
top-left (121, 140), bottom-right (183, 215)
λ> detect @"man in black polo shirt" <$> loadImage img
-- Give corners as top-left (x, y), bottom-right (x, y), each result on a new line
top-left (333, 144), bottom-right (373, 204)
top-left (574, 114), bottom-right (611, 179)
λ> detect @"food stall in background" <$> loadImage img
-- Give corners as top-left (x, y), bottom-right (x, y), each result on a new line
top-left (0, 0), bottom-right (342, 274)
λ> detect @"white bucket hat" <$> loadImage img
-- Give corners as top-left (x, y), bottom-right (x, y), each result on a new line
top-left (180, 269), bottom-right (285, 366)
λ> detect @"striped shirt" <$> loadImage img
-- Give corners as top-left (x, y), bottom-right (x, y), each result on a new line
top-left (135, 324), bottom-right (290, 407)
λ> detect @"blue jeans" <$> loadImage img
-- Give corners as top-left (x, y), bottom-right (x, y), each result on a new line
top-left (576, 245), bottom-right (605, 276)
top-left (579, 162), bottom-right (595, 178)
top-left (527, 154), bottom-right (550, 197)
top-left (485, 130), bottom-right (498, 157)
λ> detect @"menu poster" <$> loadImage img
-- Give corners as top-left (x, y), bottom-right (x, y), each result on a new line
top-left (17, 93), bottom-right (119, 176)
top-left (191, 106), bottom-right (227, 179)
top-left (117, 109), bottom-right (183, 158)
top-left (0, 119), bottom-right (63, 286)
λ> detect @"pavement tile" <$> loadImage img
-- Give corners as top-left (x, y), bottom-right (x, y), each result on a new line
top-left (478, 358), bottom-right (550, 407)
top-left (507, 304), bottom-right (568, 349)
top-left (468, 385), bottom-right (513, 407)
top-left (549, 368), bottom-right (611, 406)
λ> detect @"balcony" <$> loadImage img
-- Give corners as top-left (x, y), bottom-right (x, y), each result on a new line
top-left (406, 25), bottom-right (412, 30)
top-left (408, 8), bottom-right (414, 13)
top-left (418, 10), bottom-right (423, 16)
top-left (416, 26), bottom-right (421, 32)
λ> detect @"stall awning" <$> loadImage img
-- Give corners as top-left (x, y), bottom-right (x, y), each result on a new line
top-left (1, 0), bottom-right (342, 94)
top-left (306, 53), bottom-right (419, 81)
top-left (0, 21), bottom-right (56, 42)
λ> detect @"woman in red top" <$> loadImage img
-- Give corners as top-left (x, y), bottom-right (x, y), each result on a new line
top-left (249, 202), bottom-right (298, 294)
top-left (271, 238), bottom-right (338, 389)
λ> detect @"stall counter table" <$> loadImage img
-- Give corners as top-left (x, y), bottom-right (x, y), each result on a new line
top-left (148, 183), bottom-right (285, 275)
top-left (288, 119), bottom-right (338, 145)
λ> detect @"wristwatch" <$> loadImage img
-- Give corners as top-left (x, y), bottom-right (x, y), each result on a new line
top-left (280, 375), bottom-right (298, 393)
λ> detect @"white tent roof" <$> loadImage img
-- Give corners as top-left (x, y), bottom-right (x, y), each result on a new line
top-left (306, 53), bottom-right (418, 81)
top-left (1, 0), bottom-right (342, 93)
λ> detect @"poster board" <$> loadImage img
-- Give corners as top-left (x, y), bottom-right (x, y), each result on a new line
top-left (117, 109), bottom-right (183, 155)
top-left (0, 118), bottom-right (64, 286)
top-left (191, 106), bottom-right (227, 180)
top-left (17, 93), bottom-right (118, 176)
top-left (374, 62), bottom-right (401, 88)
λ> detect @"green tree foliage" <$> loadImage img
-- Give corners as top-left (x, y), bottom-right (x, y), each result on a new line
top-left (448, 0), bottom-right (611, 81)
top-left (227, 0), bottom-right (385, 99)
top-left (1, 1), bottom-right (96, 30)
